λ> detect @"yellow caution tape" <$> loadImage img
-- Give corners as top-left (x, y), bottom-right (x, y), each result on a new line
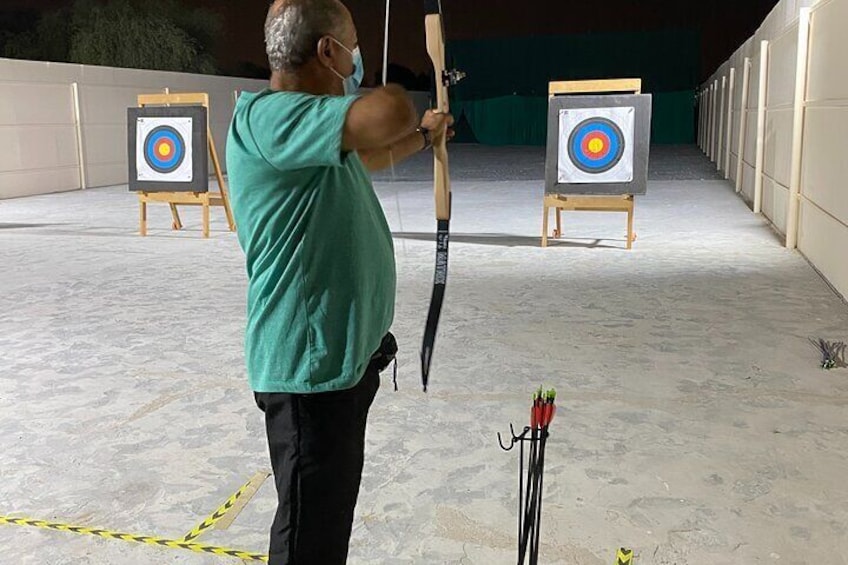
top-left (182, 471), bottom-right (270, 542)
top-left (616, 547), bottom-right (634, 564)
top-left (0, 515), bottom-right (268, 562)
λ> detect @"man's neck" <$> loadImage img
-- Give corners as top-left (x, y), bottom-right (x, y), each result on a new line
top-left (269, 69), bottom-right (338, 96)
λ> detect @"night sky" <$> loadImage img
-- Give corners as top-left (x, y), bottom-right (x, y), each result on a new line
top-left (4, 0), bottom-right (779, 85)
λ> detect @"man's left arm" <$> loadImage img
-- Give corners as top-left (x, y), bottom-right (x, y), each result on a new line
top-left (358, 110), bottom-right (454, 172)
top-left (358, 129), bottom-right (425, 172)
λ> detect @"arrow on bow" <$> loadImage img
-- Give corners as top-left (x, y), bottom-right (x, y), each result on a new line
top-left (421, 0), bottom-right (465, 392)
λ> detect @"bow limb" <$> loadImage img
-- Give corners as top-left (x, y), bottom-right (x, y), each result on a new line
top-left (420, 0), bottom-right (454, 391)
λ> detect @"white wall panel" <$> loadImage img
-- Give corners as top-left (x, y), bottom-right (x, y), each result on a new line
top-left (748, 55), bottom-right (762, 111)
top-left (82, 124), bottom-right (126, 169)
top-left (0, 169), bottom-right (80, 199)
top-left (1, 57), bottom-right (431, 200)
top-left (795, 0), bottom-right (848, 300)
top-left (0, 79), bottom-right (78, 199)
top-left (741, 163), bottom-right (757, 203)
top-left (699, 0), bottom-right (843, 297)
top-left (0, 83), bottom-right (74, 126)
top-left (801, 106), bottom-right (848, 226)
top-left (78, 84), bottom-right (144, 125)
top-left (0, 59), bottom-right (82, 84)
top-left (729, 152), bottom-right (739, 183)
top-left (763, 109), bottom-right (795, 187)
top-left (761, 175), bottom-right (789, 234)
top-left (798, 200), bottom-right (848, 299)
top-left (0, 57), bottom-right (267, 199)
top-left (86, 163), bottom-right (128, 190)
top-left (731, 110), bottom-right (742, 154)
top-left (767, 25), bottom-right (800, 108)
top-left (806, 0), bottom-right (848, 102)
top-left (0, 126), bottom-right (78, 173)
top-left (743, 106), bottom-right (759, 165)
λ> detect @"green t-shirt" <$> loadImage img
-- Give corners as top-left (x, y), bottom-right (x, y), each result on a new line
top-left (226, 89), bottom-right (396, 394)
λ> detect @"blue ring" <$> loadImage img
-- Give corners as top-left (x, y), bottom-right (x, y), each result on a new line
top-left (567, 118), bottom-right (625, 174)
top-left (572, 124), bottom-right (620, 169)
top-left (145, 130), bottom-right (183, 169)
top-left (144, 126), bottom-right (185, 173)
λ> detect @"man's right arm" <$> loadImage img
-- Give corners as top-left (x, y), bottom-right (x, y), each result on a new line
top-left (341, 85), bottom-right (418, 152)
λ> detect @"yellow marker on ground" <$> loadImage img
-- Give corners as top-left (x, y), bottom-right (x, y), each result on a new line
top-left (616, 547), bottom-right (634, 564)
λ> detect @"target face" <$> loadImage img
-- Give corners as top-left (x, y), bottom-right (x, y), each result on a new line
top-left (144, 126), bottom-right (185, 173)
top-left (568, 118), bottom-right (625, 174)
top-left (135, 117), bottom-right (194, 183)
top-left (557, 107), bottom-right (635, 184)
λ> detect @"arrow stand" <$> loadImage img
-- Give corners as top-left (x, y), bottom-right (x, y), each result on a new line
top-left (498, 423), bottom-right (551, 565)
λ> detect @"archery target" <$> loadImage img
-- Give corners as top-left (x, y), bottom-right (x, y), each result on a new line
top-left (557, 107), bottom-right (635, 184)
top-left (135, 117), bottom-right (193, 182)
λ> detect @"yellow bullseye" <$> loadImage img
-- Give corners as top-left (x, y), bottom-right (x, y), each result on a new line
top-left (157, 143), bottom-right (171, 158)
top-left (587, 138), bottom-right (605, 154)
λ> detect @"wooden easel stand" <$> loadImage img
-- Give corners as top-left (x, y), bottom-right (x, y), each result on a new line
top-left (543, 78), bottom-right (641, 249)
top-left (136, 92), bottom-right (235, 238)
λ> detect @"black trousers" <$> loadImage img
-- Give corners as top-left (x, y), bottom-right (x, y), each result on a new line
top-left (254, 363), bottom-right (381, 565)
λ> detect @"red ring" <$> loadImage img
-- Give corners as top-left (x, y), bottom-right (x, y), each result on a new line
top-left (580, 131), bottom-right (612, 161)
top-left (154, 138), bottom-right (176, 163)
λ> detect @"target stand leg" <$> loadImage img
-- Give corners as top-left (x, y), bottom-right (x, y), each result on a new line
top-left (541, 197), bottom-right (565, 246)
top-left (169, 204), bottom-right (183, 231)
top-left (555, 208), bottom-right (563, 239)
top-left (223, 201), bottom-right (236, 232)
top-left (208, 131), bottom-right (236, 233)
top-left (201, 197), bottom-right (211, 239)
top-left (139, 197), bottom-right (148, 237)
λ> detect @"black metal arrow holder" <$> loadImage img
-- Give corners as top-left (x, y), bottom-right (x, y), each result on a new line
top-left (498, 423), bottom-right (550, 565)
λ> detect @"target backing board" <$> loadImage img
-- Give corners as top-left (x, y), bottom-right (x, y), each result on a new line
top-left (127, 106), bottom-right (208, 193)
top-left (545, 94), bottom-right (652, 196)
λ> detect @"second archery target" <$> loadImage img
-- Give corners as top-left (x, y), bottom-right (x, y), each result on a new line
top-left (127, 106), bottom-right (209, 193)
top-left (136, 118), bottom-right (194, 178)
top-left (140, 121), bottom-right (191, 179)
top-left (545, 94), bottom-right (652, 195)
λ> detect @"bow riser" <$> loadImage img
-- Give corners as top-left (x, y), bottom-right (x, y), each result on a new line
top-left (425, 13), bottom-right (451, 221)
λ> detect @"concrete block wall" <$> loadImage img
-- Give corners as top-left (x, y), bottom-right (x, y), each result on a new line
top-left (0, 58), bottom-right (267, 199)
top-left (0, 57), bottom-right (433, 201)
top-left (799, 0), bottom-right (848, 300)
top-left (0, 72), bottom-right (80, 199)
top-left (698, 0), bottom-right (848, 300)
top-left (762, 21), bottom-right (799, 234)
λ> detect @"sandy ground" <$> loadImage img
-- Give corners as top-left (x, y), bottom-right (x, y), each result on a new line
top-left (0, 145), bottom-right (846, 564)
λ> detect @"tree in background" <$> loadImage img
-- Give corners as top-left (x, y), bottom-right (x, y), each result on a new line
top-left (1, 0), bottom-right (221, 75)
top-left (1, 9), bottom-right (68, 62)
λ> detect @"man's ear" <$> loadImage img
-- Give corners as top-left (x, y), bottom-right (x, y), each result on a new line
top-left (316, 36), bottom-right (334, 65)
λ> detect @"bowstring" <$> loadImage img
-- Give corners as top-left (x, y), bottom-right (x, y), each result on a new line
top-left (389, 147), bottom-right (406, 256)
top-left (383, 18), bottom-right (407, 258)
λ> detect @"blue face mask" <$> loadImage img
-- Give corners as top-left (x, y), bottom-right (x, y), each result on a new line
top-left (330, 38), bottom-right (364, 95)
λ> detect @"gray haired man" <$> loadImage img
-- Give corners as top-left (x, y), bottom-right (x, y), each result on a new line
top-left (226, 0), bottom-right (453, 563)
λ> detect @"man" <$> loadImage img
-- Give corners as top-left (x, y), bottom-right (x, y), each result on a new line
top-left (226, 0), bottom-right (453, 563)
